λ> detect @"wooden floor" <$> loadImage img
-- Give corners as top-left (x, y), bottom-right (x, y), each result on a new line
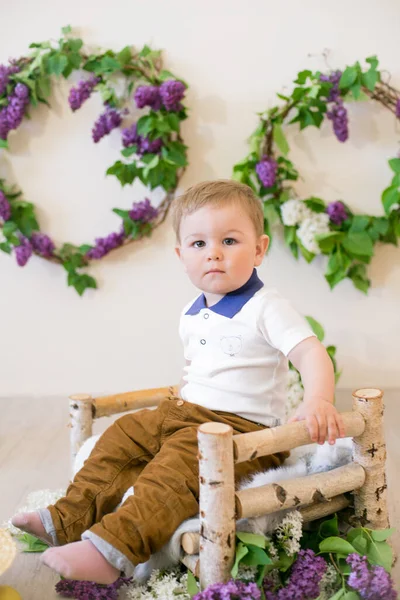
top-left (0, 392), bottom-right (399, 598)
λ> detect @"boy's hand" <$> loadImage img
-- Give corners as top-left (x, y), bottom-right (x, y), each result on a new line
top-left (288, 397), bottom-right (345, 445)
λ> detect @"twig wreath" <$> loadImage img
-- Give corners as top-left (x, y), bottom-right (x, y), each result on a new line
top-left (0, 26), bottom-right (188, 295)
top-left (233, 56), bottom-right (400, 293)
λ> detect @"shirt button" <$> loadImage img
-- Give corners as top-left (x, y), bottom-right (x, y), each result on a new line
top-left (176, 400), bottom-right (184, 407)
top-left (200, 339), bottom-right (206, 345)
top-left (203, 313), bottom-right (209, 319)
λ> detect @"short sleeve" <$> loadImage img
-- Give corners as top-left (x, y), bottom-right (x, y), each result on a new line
top-left (257, 290), bottom-right (316, 356)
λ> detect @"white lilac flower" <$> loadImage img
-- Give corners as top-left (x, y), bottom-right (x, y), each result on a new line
top-left (389, 202), bottom-right (399, 212)
top-left (287, 368), bottom-right (301, 386)
top-left (280, 199), bottom-right (312, 226)
top-left (318, 564), bottom-right (341, 599)
top-left (237, 564), bottom-right (258, 581)
top-left (297, 212), bottom-right (331, 255)
top-left (126, 568), bottom-right (190, 600)
top-left (275, 510), bottom-right (303, 556)
top-left (4, 488), bottom-right (65, 535)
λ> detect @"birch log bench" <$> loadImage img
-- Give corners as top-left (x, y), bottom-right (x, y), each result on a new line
top-left (68, 387), bottom-right (388, 591)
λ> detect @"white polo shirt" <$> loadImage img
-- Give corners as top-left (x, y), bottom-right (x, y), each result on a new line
top-left (179, 269), bottom-right (315, 426)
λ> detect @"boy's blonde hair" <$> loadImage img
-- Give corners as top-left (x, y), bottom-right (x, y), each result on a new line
top-left (172, 179), bottom-right (265, 242)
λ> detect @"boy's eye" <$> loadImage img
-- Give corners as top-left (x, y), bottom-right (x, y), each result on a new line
top-left (223, 238), bottom-right (236, 246)
top-left (193, 240), bottom-right (205, 248)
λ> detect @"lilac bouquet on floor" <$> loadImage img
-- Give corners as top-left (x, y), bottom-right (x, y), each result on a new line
top-left (55, 576), bottom-right (132, 600)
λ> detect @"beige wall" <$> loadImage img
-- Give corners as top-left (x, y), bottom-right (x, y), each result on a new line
top-left (1, 0), bottom-right (399, 396)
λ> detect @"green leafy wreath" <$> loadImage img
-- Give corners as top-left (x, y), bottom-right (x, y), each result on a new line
top-left (233, 56), bottom-right (400, 293)
top-left (0, 26), bottom-right (188, 295)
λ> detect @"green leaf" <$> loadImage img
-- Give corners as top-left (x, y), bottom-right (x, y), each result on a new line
top-left (339, 66), bottom-right (358, 89)
top-left (367, 539), bottom-right (393, 571)
top-left (62, 25), bottom-right (72, 34)
top-left (366, 55), bottom-right (379, 70)
top-left (388, 158), bottom-right (400, 174)
top-left (361, 69), bottom-right (380, 92)
top-left (273, 123), bottom-right (289, 156)
top-left (112, 208), bottom-right (130, 219)
top-left (158, 69), bottom-right (176, 81)
top-left (0, 139), bottom-right (9, 149)
top-left (0, 241), bottom-right (12, 254)
top-left (17, 533), bottom-right (49, 553)
top-left (298, 241), bottom-right (315, 262)
top-left (315, 231), bottom-right (345, 253)
top-left (382, 185), bottom-right (400, 215)
top-left (117, 46), bottom-right (132, 66)
top-left (305, 316), bottom-right (325, 342)
top-left (347, 264), bottom-right (370, 293)
top-left (231, 542), bottom-right (249, 578)
top-left (342, 592), bottom-right (360, 600)
top-left (236, 531), bottom-right (267, 548)
top-left (36, 76), bottom-right (52, 100)
top-left (325, 268), bottom-right (348, 290)
top-left (303, 196), bottom-right (326, 213)
top-left (328, 590), bottom-right (345, 600)
top-left (319, 536), bottom-right (356, 555)
top-left (121, 145), bottom-right (138, 158)
top-left (46, 53), bottom-right (68, 76)
top-left (162, 142), bottom-right (188, 167)
top-left (294, 70), bottom-right (312, 84)
top-left (99, 55), bottom-right (121, 73)
top-left (346, 528), bottom-right (365, 544)
top-left (370, 528), bottom-right (395, 542)
top-left (350, 215), bottom-right (370, 233)
top-left (186, 570), bottom-right (199, 597)
top-left (342, 231), bottom-right (374, 257)
top-left (319, 514), bottom-right (339, 538)
top-left (263, 203), bottom-right (280, 227)
top-left (351, 534), bottom-right (368, 555)
top-left (240, 544), bottom-right (272, 566)
top-left (284, 225), bottom-right (296, 245)
top-left (136, 115), bottom-right (154, 137)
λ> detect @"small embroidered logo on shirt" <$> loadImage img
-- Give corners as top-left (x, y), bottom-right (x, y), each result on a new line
top-left (220, 335), bottom-right (242, 357)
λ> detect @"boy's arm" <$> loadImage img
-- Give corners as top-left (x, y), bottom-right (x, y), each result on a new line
top-left (287, 336), bottom-right (345, 445)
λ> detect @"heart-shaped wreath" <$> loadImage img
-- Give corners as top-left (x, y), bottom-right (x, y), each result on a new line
top-left (0, 26), bottom-right (188, 295)
top-left (233, 56), bottom-right (400, 293)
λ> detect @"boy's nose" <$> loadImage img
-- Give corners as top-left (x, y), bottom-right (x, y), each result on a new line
top-left (207, 246), bottom-right (222, 261)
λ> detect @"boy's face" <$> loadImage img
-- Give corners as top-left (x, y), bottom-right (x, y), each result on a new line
top-left (175, 201), bottom-right (269, 304)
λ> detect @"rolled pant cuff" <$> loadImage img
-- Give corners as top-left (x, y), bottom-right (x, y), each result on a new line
top-left (82, 530), bottom-right (135, 577)
top-left (38, 508), bottom-right (59, 546)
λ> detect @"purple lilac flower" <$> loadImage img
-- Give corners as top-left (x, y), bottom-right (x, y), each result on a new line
top-left (396, 98), bottom-right (400, 119)
top-left (0, 190), bottom-right (11, 221)
top-left (159, 79), bottom-right (185, 111)
top-left (122, 123), bottom-right (141, 148)
top-left (92, 107), bottom-right (122, 143)
top-left (15, 235), bottom-right (33, 267)
top-left (346, 554), bottom-right (397, 600)
top-left (31, 232), bottom-right (55, 257)
top-left (264, 549), bottom-right (327, 600)
top-left (55, 576), bottom-right (132, 599)
top-left (68, 76), bottom-right (99, 111)
top-left (86, 230), bottom-right (125, 260)
top-left (327, 101), bottom-right (349, 142)
top-left (256, 156), bottom-right (278, 188)
top-left (129, 198), bottom-right (158, 223)
top-left (0, 82), bottom-right (30, 140)
top-left (122, 123), bottom-right (163, 155)
top-left (320, 70), bottom-right (349, 142)
top-left (0, 62), bottom-right (20, 97)
top-left (193, 579), bottom-right (261, 600)
top-left (140, 136), bottom-right (163, 154)
top-left (326, 200), bottom-right (348, 225)
top-left (134, 85), bottom-right (162, 111)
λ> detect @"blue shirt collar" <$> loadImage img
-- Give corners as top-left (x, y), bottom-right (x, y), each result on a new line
top-left (185, 269), bottom-right (264, 319)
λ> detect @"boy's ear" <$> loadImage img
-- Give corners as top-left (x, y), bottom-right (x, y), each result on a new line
top-left (254, 234), bottom-right (269, 265)
top-left (175, 246), bottom-right (181, 260)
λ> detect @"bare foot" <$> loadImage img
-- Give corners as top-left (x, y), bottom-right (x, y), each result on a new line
top-left (11, 512), bottom-right (53, 546)
top-left (41, 540), bottom-right (120, 584)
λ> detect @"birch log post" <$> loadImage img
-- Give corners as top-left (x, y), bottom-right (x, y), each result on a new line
top-left (352, 388), bottom-right (389, 529)
top-left (236, 463), bottom-right (365, 519)
top-left (198, 422), bottom-right (235, 590)
top-left (69, 394), bottom-right (94, 473)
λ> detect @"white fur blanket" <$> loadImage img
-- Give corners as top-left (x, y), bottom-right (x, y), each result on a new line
top-left (74, 436), bottom-right (352, 582)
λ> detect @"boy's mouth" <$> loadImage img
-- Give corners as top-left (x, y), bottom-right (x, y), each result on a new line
top-left (206, 269), bottom-right (225, 274)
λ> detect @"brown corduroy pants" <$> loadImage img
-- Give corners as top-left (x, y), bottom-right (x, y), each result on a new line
top-left (47, 397), bottom-right (287, 567)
